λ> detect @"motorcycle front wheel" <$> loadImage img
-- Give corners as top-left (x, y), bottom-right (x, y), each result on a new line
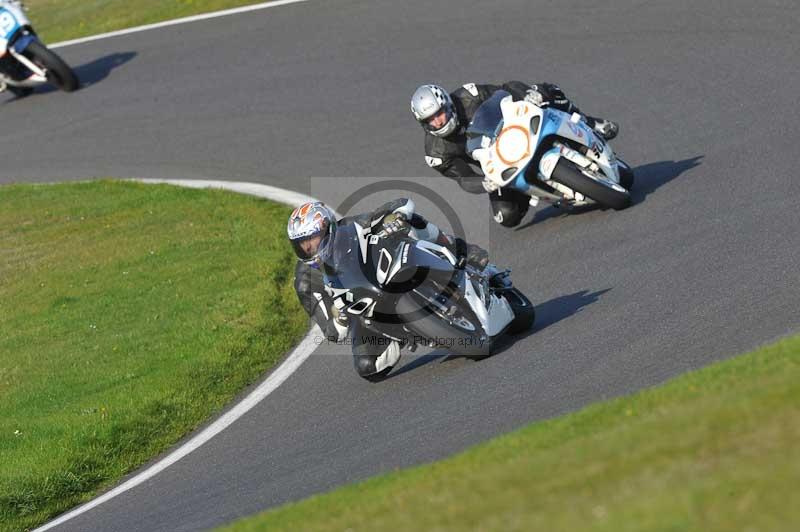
top-left (551, 159), bottom-right (631, 210)
top-left (617, 159), bottom-right (635, 191)
top-left (395, 291), bottom-right (494, 360)
top-left (25, 41), bottom-right (79, 92)
top-left (501, 287), bottom-right (535, 334)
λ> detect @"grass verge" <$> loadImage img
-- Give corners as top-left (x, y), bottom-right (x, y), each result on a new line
top-left (24, 0), bottom-right (273, 43)
top-left (222, 336), bottom-right (800, 531)
top-left (0, 180), bottom-right (307, 532)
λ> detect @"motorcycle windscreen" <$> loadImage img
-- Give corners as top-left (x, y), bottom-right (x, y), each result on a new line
top-left (465, 90), bottom-right (510, 156)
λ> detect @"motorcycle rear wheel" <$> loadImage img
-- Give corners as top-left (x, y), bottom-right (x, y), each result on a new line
top-left (25, 41), bottom-right (79, 92)
top-left (551, 159), bottom-right (631, 210)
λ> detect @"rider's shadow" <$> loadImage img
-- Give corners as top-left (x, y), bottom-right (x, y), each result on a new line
top-left (388, 288), bottom-right (611, 377)
top-left (31, 51), bottom-right (137, 95)
top-left (515, 156), bottom-right (704, 230)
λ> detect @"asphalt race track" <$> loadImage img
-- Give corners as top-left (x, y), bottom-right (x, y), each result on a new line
top-left (4, 1), bottom-right (800, 530)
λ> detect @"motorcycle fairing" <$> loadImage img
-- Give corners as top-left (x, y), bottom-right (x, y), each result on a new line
top-left (462, 277), bottom-right (515, 337)
top-left (0, 3), bottom-right (27, 54)
top-left (12, 32), bottom-right (34, 53)
top-left (470, 93), bottom-right (625, 197)
top-left (321, 220), bottom-right (518, 345)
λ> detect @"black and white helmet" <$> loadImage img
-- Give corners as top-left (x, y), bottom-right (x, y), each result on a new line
top-left (410, 84), bottom-right (459, 137)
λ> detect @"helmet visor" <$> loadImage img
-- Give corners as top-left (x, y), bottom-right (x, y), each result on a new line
top-left (424, 109), bottom-right (448, 129)
top-left (421, 107), bottom-right (457, 137)
top-left (291, 234), bottom-right (323, 262)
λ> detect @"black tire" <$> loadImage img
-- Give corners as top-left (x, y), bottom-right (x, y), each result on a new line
top-left (496, 210), bottom-right (526, 228)
top-left (361, 366), bottom-right (393, 383)
top-left (618, 159), bottom-right (635, 190)
top-left (24, 40), bottom-right (79, 92)
top-left (491, 189), bottom-right (530, 228)
top-left (551, 159), bottom-right (631, 210)
top-left (502, 288), bottom-right (535, 334)
top-left (395, 292), bottom-right (493, 360)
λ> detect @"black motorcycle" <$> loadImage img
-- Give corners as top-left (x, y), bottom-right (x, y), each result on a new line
top-left (322, 220), bottom-right (535, 381)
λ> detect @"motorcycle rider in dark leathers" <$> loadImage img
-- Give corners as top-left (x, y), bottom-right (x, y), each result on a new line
top-left (289, 198), bottom-right (490, 381)
top-left (411, 81), bottom-right (619, 227)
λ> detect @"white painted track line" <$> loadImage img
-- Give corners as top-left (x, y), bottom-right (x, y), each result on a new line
top-left (49, 0), bottom-right (312, 49)
top-left (34, 178), bottom-right (322, 532)
top-left (30, 1), bottom-right (322, 526)
top-left (136, 178), bottom-right (317, 207)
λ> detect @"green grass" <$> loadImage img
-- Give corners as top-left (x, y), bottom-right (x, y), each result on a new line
top-left (0, 180), bottom-right (307, 532)
top-left (221, 336), bottom-right (800, 532)
top-left (24, 0), bottom-right (273, 43)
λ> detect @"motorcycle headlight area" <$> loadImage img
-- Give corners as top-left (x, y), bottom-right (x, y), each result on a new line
top-left (494, 126), bottom-right (531, 165)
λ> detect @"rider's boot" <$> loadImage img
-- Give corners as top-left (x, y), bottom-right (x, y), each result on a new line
top-left (586, 116), bottom-right (619, 140)
top-left (551, 97), bottom-right (620, 141)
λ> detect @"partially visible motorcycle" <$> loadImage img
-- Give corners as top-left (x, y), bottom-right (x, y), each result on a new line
top-left (322, 213), bottom-right (535, 381)
top-left (0, 0), bottom-right (78, 97)
top-left (467, 90), bottom-right (634, 220)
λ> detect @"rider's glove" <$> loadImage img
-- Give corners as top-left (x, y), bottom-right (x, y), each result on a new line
top-left (524, 88), bottom-right (545, 107)
top-left (381, 212), bottom-right (409, 236)
top-left (527, 83), bottom-right (569, 108)
top-left (328, 306), bottom-right (349, 342)
top-left (482, 178), bottom-right (499, 193)
top-left (331, 305), bottom-right (349, 327)
top-left (466, 244), bottom-right (490, 271)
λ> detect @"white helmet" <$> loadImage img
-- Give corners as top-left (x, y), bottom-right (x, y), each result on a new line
top-left (287, 201), bottom-right (337, 268)
top-left (411, 84), bottom-right (459, 137)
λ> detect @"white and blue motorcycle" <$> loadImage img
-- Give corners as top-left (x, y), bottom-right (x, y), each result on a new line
top-left (467, 90), bottom-right (634, 215)
top-left (0, 0), bottom-right (78, 97)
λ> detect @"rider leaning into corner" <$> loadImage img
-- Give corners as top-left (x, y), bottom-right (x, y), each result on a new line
top-left (289, 198), bottom-right (490, 381)
top-left (411, 81), bottom-right (619, 227)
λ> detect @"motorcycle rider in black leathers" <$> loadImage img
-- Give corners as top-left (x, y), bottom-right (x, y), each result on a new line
top-left (289, 198), bottom-right (489, 381)
top-left (411, 81), bottom-right (620, 227)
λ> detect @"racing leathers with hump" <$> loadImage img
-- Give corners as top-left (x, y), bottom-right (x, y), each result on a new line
top-left (412, 81), bottom-right (620, 227)
top-left (290, 198), bottom-right (490, 381)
